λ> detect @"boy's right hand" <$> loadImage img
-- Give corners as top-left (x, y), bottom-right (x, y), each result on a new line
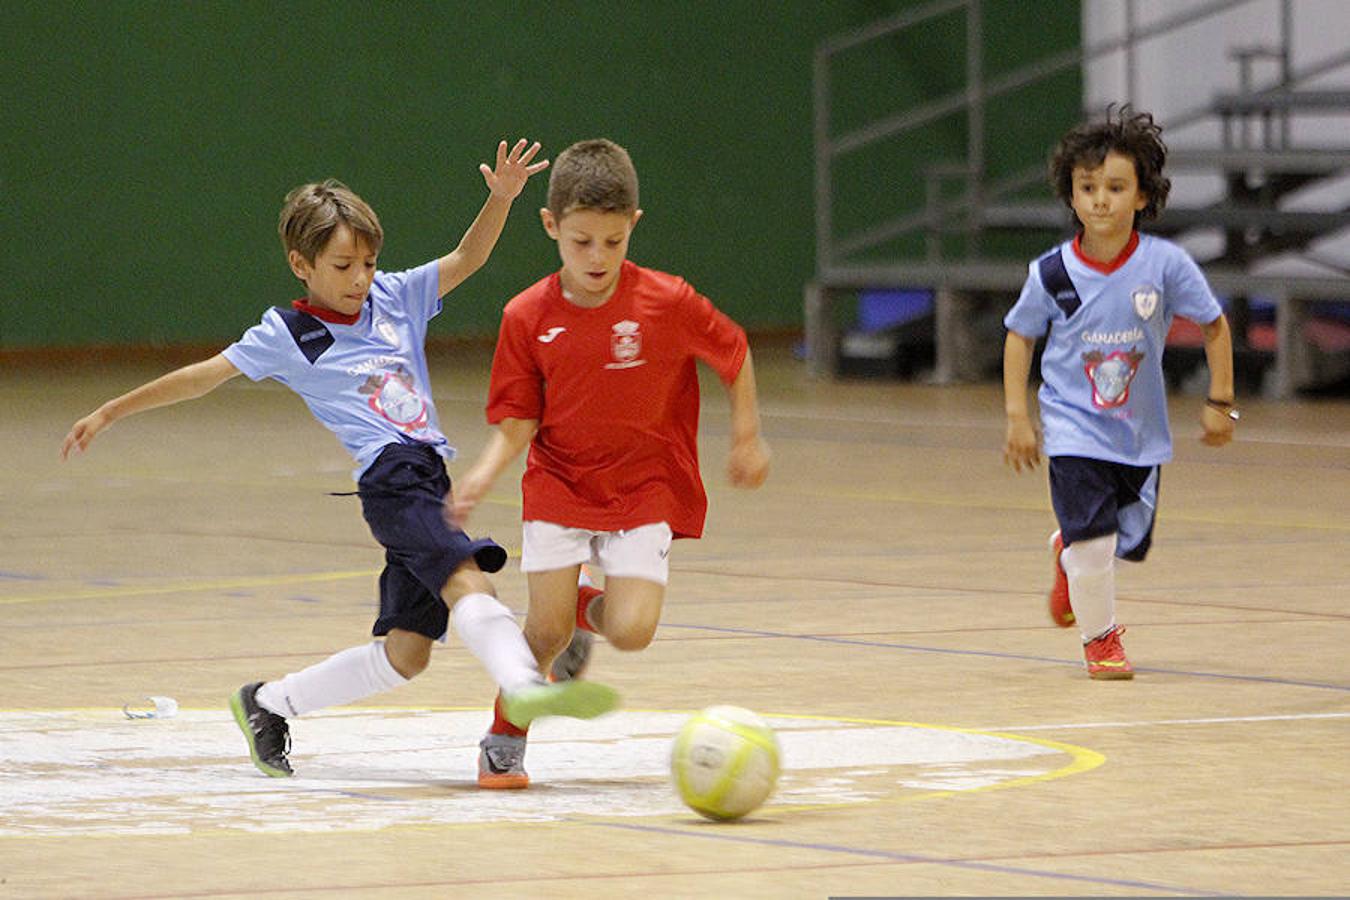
top-left (61, 409), bottom-right (110, 460)
top-left (1002, 414), bottom-right (1041, 473)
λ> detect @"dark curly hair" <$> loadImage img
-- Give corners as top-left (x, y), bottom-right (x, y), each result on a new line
top-left (1050, 105), bottom-right (1171, 228)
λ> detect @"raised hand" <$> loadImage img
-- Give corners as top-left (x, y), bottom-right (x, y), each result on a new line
top-left (479, 139), bottom-right (549, 200)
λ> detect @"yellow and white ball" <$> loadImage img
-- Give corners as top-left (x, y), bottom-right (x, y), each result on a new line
top-left (671, 705), bottom-right (781, 821)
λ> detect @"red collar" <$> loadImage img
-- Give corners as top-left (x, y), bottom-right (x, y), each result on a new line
top-left (1072, 231), bottom-right (1139, 274)
top-left (292, 298), bottom-right (361, 325)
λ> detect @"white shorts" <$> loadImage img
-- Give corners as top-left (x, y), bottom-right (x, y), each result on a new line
top-left (520, 521), bottom-right (673, 585)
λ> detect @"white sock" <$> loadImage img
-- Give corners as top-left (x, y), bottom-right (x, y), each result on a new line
top-left (451, 592), bottom-right (543, 694)
top-left (1062, 533), bottom-right (1118, 642)
top-left (255, 642), bottom-right (407, 718)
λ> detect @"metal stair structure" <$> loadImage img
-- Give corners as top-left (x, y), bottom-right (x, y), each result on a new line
top-left (805, 0), bottom-right (1350, 397)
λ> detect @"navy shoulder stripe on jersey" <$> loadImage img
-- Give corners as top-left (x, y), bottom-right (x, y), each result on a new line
top-left (274, 307), bottom-right (335, 364)
top-left (1038, 249), bottom-right (1082, 319)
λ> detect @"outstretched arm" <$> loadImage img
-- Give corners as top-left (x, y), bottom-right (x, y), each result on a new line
top-left (725, 350), bottom-right (770, 488)
top-left (451, 416), bottom-right (539, 525)
top-left (437, 139), bottom-right (550, 298)
top-left (1002, 331), bottom-right (1041, 472)
top-left (61, 354), bottom-right (241, 459)
top-left (1199, 314), bottom-right (1236, 447)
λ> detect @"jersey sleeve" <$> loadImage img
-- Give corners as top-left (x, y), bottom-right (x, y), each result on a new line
top-left (221, 311), bottom-right (290, 383)
top-left (485, 306), bottom-right (544, 424)
top-left (1003, 260), bottom-right (1055, 339)
top-left (1166, 246), bottom-right (1224, 325)
top-left (377, 259), bottom-right (442, 323)
top-left (678, 281), bottom-right (748, 384)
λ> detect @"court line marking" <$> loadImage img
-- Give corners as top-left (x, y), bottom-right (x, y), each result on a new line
top-left (0, 569), bottom-right (378, 606)
top-left (659, 622), bottom-right (1350, 693)
top-left (14, 474), bottom-right (1349, 532)
top-left (0, 707), bottom-right (1104, 837)
top-left (589, 821), bottom-right (1211, 896)
top-left (986, 711), bottom-right (1350, 731)
top-left (757, 406), bottom-right (1350, 450)
top-left (795, 486), bottom-right (1350, 532)
top-left (3, 573), bottom-right (1345, 693)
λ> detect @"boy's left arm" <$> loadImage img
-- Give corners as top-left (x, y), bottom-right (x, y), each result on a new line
top-left (438, 139), bottom-right (549, 298)
top-left (724, 349), bottom-right (770, 488)
top-left (1199, 314), bottom-right (1236, 447)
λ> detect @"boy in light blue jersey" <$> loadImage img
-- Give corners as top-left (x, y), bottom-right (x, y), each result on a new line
top-left (1003, 107), bottom-right (1237, 679)
top-left (62, 140), bottom-right (618, 777)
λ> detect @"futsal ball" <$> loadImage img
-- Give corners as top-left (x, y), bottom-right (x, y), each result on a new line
top-left (671, 705), bottom-right (781, 821)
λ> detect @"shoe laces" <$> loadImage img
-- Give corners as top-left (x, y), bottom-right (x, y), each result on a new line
top-left (253, 710), bottom-right (291, 760)
top-left (482, 734), bottom-right (525, 771)
top-left (1088, 626), bottom-right (1126, 656)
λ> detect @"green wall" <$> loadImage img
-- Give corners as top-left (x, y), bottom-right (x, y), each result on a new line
top-left (3, 1), bottom-right (1079, 349)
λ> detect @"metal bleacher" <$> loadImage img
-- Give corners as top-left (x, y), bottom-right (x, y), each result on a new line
top-left (805, 0), bottom-right (1350, 398)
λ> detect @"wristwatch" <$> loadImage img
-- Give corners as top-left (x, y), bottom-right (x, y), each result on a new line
top-left (1206, 397), bottom-right (1240, 421)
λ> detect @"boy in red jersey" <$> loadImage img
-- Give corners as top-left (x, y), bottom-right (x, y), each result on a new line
top-left (453, 138), bottom-right (771, 787)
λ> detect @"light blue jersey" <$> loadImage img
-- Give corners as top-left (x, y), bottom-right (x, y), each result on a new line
top-left (222, 260), bottom-right (452, 478)
top-left (1004, 233), bottom-right (1222, 466)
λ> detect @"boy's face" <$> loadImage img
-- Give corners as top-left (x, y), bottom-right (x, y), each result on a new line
top-left (1070, 150), bottom-right (1148, 247)
top-left (288, 223), bottom-right (377, 316)
top-left (541, 207), bottom-right (642, 304)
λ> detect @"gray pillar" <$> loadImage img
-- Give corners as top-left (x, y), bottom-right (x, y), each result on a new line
top-left (803, 281), bottom-right (837, 380)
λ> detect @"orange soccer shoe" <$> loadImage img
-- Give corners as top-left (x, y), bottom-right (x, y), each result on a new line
top-left (478, 732), bottom-right (529, 789)
top-left (1048, 531), bottom-right (1075, 628)
top-left (1084, 626), bottom-right (1134, 680)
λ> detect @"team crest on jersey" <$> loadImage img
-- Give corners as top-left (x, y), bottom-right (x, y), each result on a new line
top-left (358, 364), bottom-right (428, 432)
top-left (605, 320), bottom-right (646, 369)
top-left (374, 317), bottom-right (400, 348)
top-left (1082, 347), bottom-right (1145, 409)
top-left (1131, 284), bottom-right (1160, 320)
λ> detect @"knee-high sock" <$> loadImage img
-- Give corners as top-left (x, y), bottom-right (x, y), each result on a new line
top-left (1062, 533), bottom-right (1118, 642)
top-left (256, 641), bottom-right (407, 718)
top-left (451, 592), bottom-right (542, 694)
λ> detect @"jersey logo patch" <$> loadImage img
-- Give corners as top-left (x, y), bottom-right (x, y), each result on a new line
top-left (358, 364), bottom-right (429, 432)
top-left (275, 307), bottom-right (335, 365)
top-left (1132, 285), bottom-right (1160, 320)
top-left (375, 317), bottom-right (401, 348)
top-left (537, 326), bottom-right (567, 343)
top-left (1082, 347), bottom-right (1145, 409)
top-left (605, 320), bottom-right (646, 370)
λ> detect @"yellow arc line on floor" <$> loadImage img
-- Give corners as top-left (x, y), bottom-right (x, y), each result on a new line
top-left (738, 711), bottom-right (1105, 815)
top-left (0, 706), bottom-right (1105, 831)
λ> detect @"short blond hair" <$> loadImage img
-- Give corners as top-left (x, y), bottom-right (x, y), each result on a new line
top-left (546, 139), bottom-right (639, 219)
top-left (278, 179), bottom-right (384, 261)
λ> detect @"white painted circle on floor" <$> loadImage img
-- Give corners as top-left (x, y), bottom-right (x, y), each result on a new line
top-left (0, 709), bottom-right (1100, 835)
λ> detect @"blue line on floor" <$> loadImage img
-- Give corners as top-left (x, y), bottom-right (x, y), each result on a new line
top-left (590, 821), bottom-right (1213, 896)
top-left (659, 622), bottom-right (1350, 692)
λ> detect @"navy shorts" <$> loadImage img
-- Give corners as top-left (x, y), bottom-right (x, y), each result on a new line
top-left (1048, 456), bottom-right (1160, 562)
top-left (358, 443), bottom-right (507, 640)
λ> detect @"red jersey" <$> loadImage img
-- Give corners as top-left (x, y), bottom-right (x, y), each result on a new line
top-left (486, 260), bottom-right (748, 539)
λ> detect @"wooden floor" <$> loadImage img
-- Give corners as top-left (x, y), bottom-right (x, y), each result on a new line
top-left (3, 341), bottom-right (1348, 899)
